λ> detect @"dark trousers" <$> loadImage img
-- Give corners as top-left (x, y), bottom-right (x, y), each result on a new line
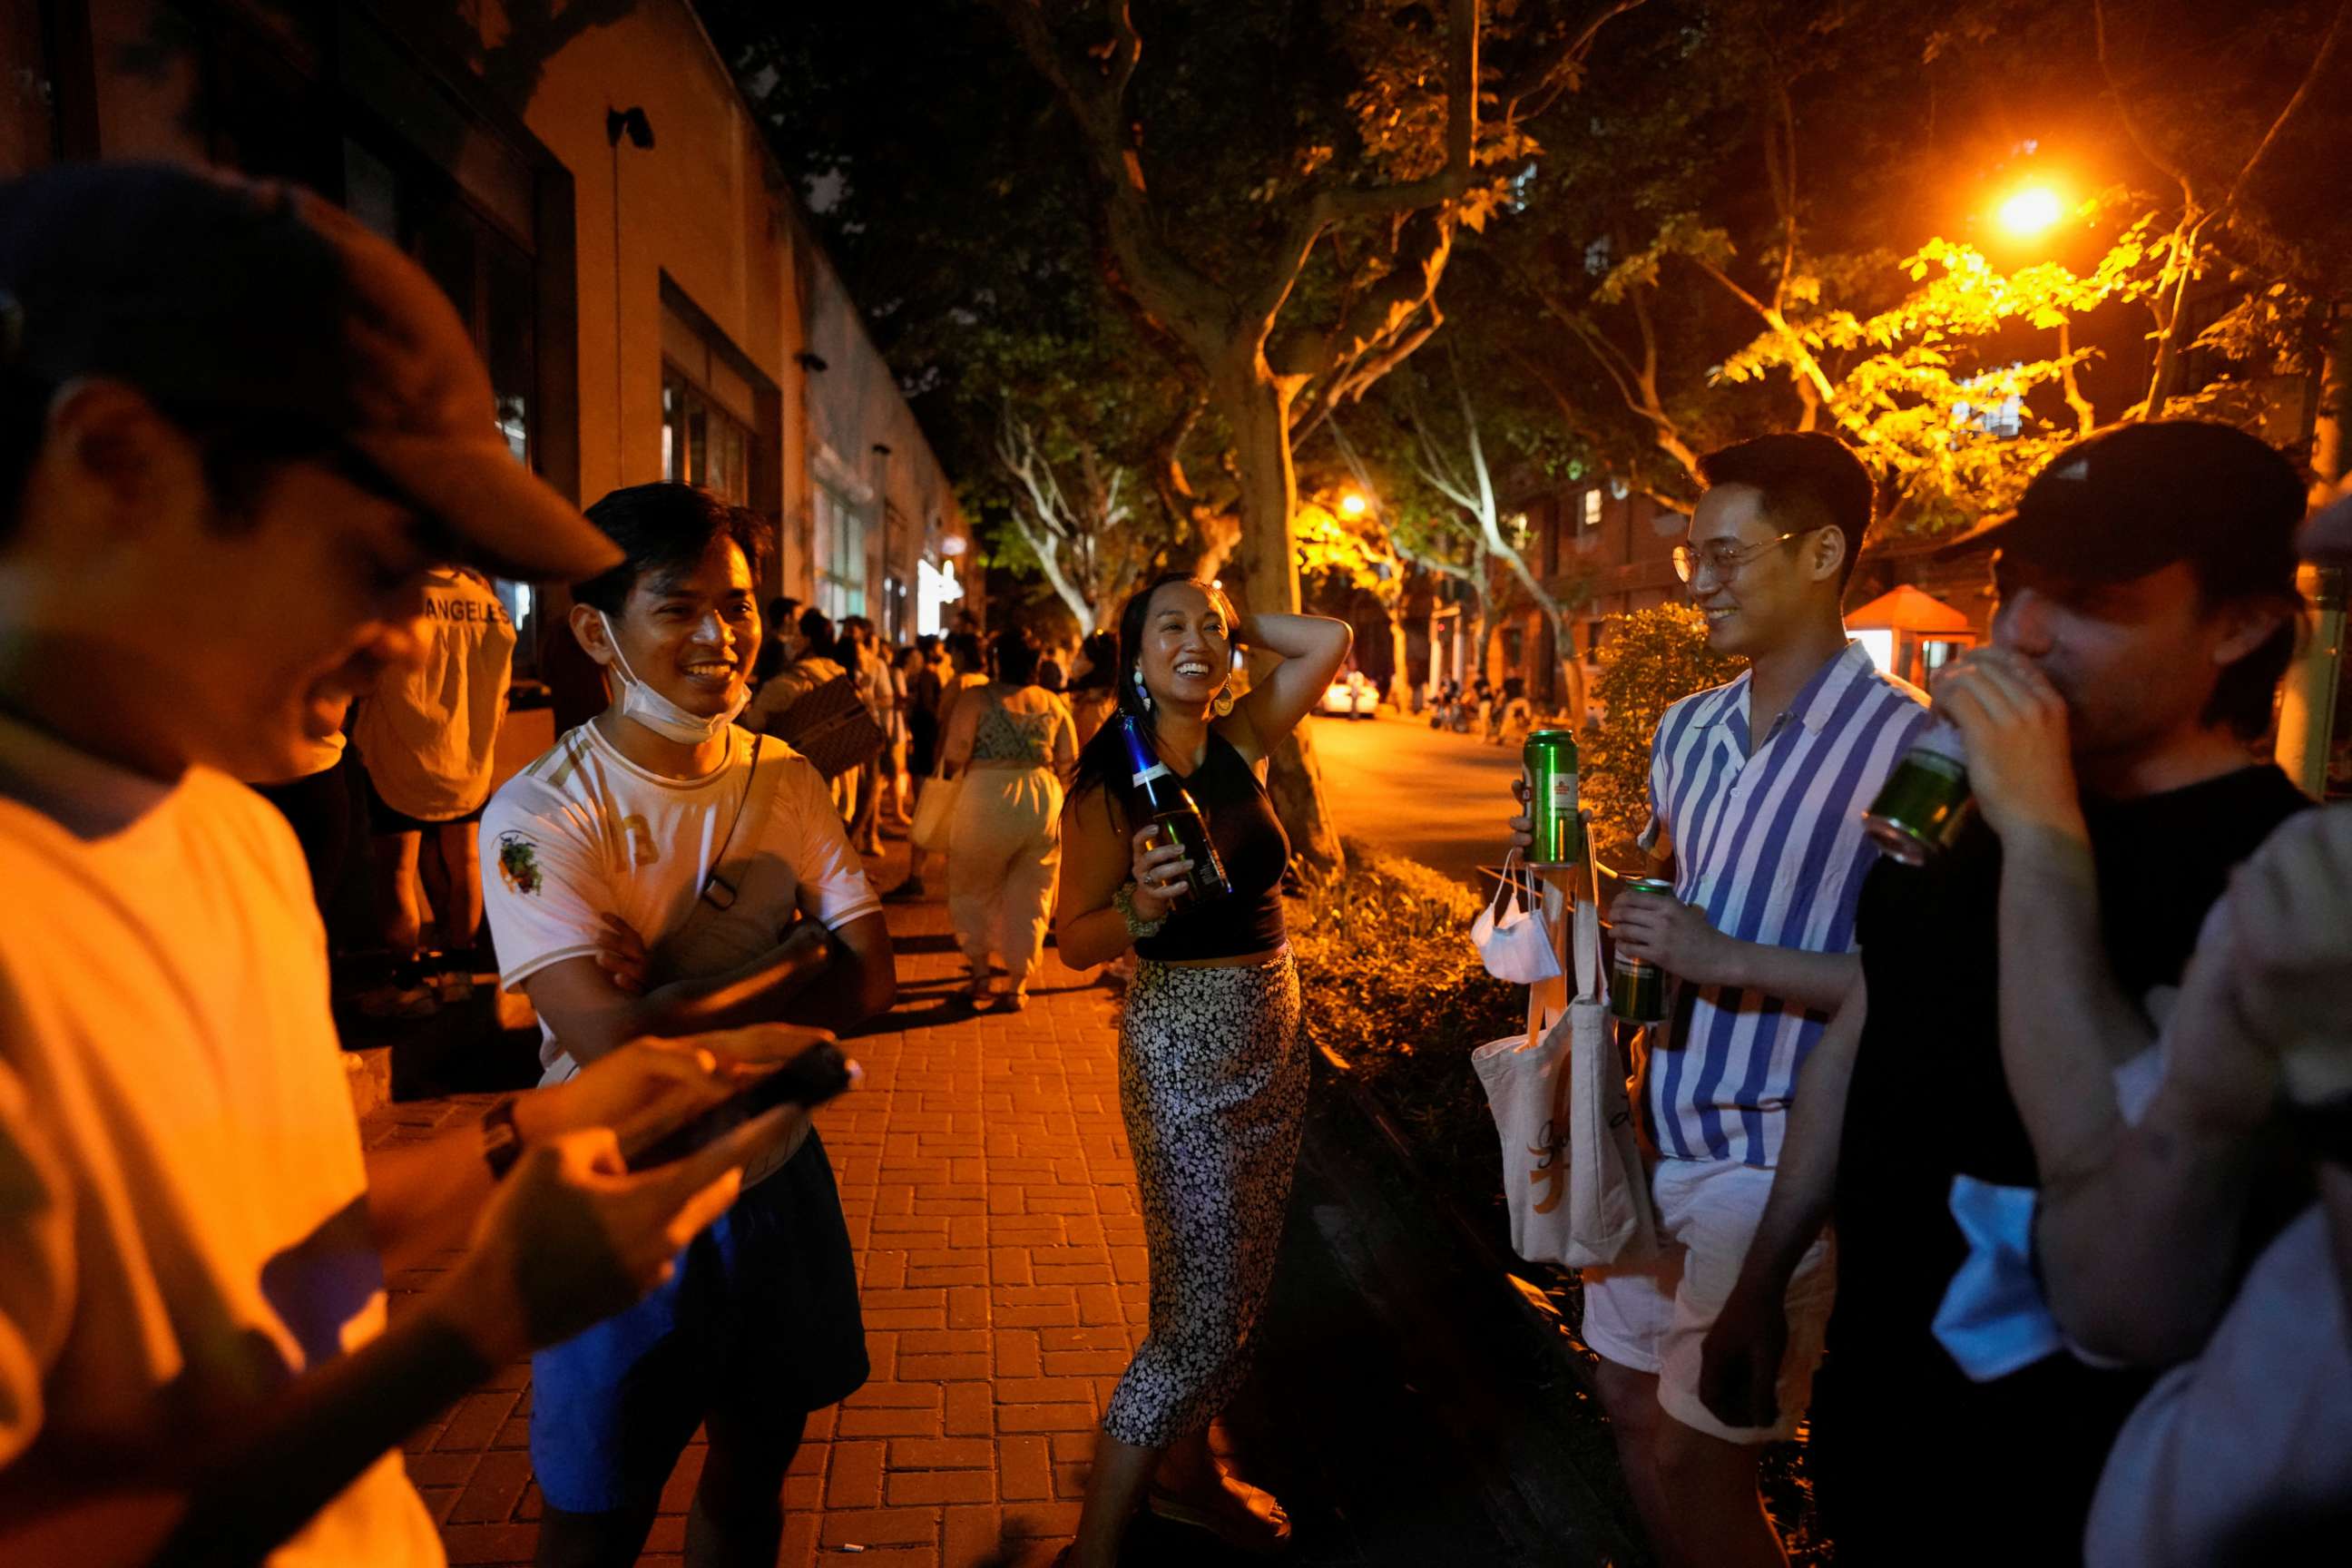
top-left (251, 753), bottom-right (356, 920)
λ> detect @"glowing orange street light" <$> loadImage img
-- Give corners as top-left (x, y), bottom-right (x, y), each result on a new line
top-left (1338, 491), bottom-right (1370, 519)
top-left (1997, 186), bottom-right (2065, 240)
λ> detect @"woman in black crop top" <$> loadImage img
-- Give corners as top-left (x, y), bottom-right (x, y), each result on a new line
top-left (1051, 574), bottom-right (1352, 1567)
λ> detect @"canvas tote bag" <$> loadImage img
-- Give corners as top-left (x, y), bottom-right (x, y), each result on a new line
top-left (1471, 837), bottom-right (1656, 1269)
top-left (909, 769), bottom-right (961, 853)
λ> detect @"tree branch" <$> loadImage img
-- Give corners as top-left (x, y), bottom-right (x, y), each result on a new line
top-left (1239, 0), bottom-right (1481, 340)
top-left (2219, 0), bottom-right (2348, 218)
top-left (2092, 0), bottom-right (2196, 206)
top-left (1769, 76), bottom-right (1800, 310)
top-left (1494, 0), bottom-right (1651, 119)
top-left (1294, 300), bottom-right (1446, 447)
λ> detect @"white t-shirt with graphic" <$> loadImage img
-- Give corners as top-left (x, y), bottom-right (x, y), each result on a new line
top-left (352, 568), bottom-right (516, 821)
top-left (481, 720), bottom-right (882, 1079)
top-left (0, 717), bottom-right (441, 1565)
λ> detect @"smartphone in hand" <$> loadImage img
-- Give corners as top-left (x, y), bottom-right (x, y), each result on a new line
top-left (626, 1040), bottom-right (860, 1171)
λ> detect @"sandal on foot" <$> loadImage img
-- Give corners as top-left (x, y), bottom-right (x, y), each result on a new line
top-left (1145, 1480), bottom-right (1292, 1556)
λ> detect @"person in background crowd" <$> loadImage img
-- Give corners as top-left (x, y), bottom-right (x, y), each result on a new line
top-left (883, 642), bottom-right (920, 830)
top-left (887, 637), bottom-right (947, 902)
top-left (1514, 432), bottom-right (1927, 1568)
top-left (350, 563), bottom-right (516, 1014)
top-left (906, 633), bottom-right (945, 781)
top-left (246, 690), bottom-right (363, 927)
top-left (839, 615), bottom-right (889, 855)
top-left (936, 629), bottom-right (989, 734)
top-left (1053, 575), bottom-right (1351, 1566)
top-left (752, 594), bottom-right (800, 685)
top-left (1065, 630), bottom-right (1121, 749)
top-left (0, 161), bottom-right (796, 1568)
top-left (1975, 485), bottom-right (2352, 1567)
top-left (480, 484), bottom-right (891, 1568)
top-left (890, 631), bottom-right (990, 902)
top-left (1699, 421), bottom-right (2309, 1564)
top-left (1487, 673), bottom-right (1534, 745)
top-left (939, 628), bottom-right (1076, 1012)
top-left (1038, 649), bottom-right (1067, 692)
top-left (744, 608), bottom-right (854, 820)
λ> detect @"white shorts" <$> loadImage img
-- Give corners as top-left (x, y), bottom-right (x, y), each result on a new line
top-left (1582, 1156), bottom-right (1835, 1445)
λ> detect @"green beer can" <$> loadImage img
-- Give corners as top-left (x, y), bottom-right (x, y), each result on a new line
top-left (1861, 723), bottom-right (1975, 867)
top-left (1524, 730), bottom-right (1583, 867)
top-left (1610, 877), bottom-right (1675, 1024)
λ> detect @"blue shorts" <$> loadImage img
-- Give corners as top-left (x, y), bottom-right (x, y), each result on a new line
top-left (528, 1132), bottom-right (867, 1514)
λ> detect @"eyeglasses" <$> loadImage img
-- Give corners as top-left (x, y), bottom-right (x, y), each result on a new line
top-left (1671, 528), bottom-right (1819, 584)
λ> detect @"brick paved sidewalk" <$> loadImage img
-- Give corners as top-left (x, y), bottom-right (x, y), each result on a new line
top-left (369, 838), bottom-right (1139, 1567)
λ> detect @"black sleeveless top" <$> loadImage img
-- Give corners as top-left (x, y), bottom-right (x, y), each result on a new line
top-left (1133, 732), bottom-right (1289, 962)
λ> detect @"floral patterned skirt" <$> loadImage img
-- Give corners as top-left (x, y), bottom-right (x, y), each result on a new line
top-left (1102, 952), bottom-right (1308, 1446)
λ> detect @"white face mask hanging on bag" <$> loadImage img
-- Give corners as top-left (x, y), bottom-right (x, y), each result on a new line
top-left (1470, 848), bottom-right (1563, 985)
top-left (597, 611), bottom-right (751, 745)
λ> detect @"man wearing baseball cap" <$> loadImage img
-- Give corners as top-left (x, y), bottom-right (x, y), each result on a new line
top-left (0, 162), bottom-right (818, 1564)
top-left (1697, 419), bottom-right (2312, 1561)
top-left (1966, 466), bottom-right (2352, 1563)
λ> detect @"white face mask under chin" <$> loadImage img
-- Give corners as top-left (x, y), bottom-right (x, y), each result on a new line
top-left (1471, 848), bottom-right (1563, 985)
top-left (597, 612), bottom-right (750, 745)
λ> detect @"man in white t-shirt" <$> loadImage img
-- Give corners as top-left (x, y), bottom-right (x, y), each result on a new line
top-left (0, 165), bottom-right (808, 1566)
top-left (353, 564), bottom-right (518, 1010)
top-left (481, 483), bottom-right (896, 1568)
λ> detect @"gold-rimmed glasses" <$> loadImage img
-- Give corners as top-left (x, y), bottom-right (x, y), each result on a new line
top-left (1671, 527), bottom-right (1821, 584)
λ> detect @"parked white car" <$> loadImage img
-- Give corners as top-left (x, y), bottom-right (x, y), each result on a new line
top-left (1317, 670), bottom-right (1377, 719)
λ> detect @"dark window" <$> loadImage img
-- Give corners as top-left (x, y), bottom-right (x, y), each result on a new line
top-left (662, 368), bottom-right (753, 505)
top-left (342, 132), bottom-right (543, 672)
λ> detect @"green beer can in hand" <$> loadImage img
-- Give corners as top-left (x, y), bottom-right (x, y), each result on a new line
top-left (1862, 722), bottom-right (1975, 867)
top-left (1524, 730), bottom-right (1583, 867)
top-left (1610, 876), bottom-right (1675, 1024)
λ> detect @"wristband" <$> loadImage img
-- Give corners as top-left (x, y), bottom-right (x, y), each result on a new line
top-left (479, 1095), bottom-right (524, 1181)
top-left (1113, 880), bottom-right (1168, 940)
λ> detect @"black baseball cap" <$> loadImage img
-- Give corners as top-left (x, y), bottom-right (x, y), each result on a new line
top-left (1936, 420), bottom-right (2304, 597)
top-left (0, 162), bottom-right (620, 582)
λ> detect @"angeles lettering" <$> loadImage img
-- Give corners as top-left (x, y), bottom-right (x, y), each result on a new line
top-left (422, 593), bottom-right (514, 628)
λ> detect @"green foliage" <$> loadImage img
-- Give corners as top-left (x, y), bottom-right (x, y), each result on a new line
top-left (1293, 499), bottom-right (1403, 604)
top-left (1583, 605), bottom-right (1742, 857)
top-left (1290, 842), bottom-right (1521, 1079)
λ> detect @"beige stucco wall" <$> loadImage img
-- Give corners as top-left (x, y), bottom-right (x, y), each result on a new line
top-left (497, 0), bottom-right (970, 621)
top-left (23, 0), bottom-right (969, 627)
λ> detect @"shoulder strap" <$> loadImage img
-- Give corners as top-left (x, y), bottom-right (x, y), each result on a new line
top-left (693, 736), bottom-right (789, 914)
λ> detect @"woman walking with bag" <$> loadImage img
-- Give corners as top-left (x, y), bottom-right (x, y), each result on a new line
top-left (940, 629), bottom-right (1077, 1010)
top-left (1053, 574), bottom-right (1350, 1564)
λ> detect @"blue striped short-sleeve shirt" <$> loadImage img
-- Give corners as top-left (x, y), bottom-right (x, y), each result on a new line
top-left (1642, 640), bottom-right (1930, 1167)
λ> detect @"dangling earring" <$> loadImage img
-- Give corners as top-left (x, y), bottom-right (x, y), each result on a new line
top-left (1211, 686), bottom-right (1235, 718)
top-left (1133, 669), bottom-right (1153, 712)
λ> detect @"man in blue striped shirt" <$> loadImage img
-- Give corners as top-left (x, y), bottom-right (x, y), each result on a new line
top-left (1583, 434), bottom-right (1926, 1568)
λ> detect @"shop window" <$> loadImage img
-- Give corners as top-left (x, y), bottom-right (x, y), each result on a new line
top-left (816, 483), bottom-right (867, 621)
top-left (339, 132), bottom-right (543, 672)
top-left (662, 371), bottom-right (751, 505)
top-left (658, 292), bottom-right (764, 514)
top-left (883, 573), bottom-right (910, 646)
top-left (4, 3), bottom-right (55, 169)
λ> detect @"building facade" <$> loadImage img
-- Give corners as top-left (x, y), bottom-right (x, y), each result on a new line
top-left (5, 0), bottom-right (976, 735)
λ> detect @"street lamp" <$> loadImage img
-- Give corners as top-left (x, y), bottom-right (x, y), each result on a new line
top-left (1997, 185), bottom-right (2064, 240)
top-left (1339, 491), bottom-right (1369, 519)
